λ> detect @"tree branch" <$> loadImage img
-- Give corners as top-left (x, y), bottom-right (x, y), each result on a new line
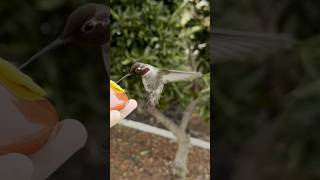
top-left (147, 107), bottom-right (179, 134)
top-left (180, 98), bottom-right (199, 131)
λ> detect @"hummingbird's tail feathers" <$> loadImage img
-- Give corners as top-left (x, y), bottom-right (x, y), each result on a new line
top-left (210, 29), bottom-right (295, 64)
top-left (143, 98), bottom-right (155, 109)
top-left (19, 39), bottom-right (65, 70)
top-left (143, 100), bottom-right (155, 109)
top-left (142, 95), bottom-right (150, 108)
top-left (143, 93), bottom-right (159, 108)
top-left (161, 70), bottom-right (202, 83)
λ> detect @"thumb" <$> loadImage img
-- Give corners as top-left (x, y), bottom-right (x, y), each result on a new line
top-left (110, 110), bottom-right (121, 127)
top-left (0, 153), bottom-right (33, 180)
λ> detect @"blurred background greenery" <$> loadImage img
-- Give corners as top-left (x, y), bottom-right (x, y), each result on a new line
top-left (110, 0), bottom-right (210, 122)
top-left (213, 0), bottom-right (320, 179)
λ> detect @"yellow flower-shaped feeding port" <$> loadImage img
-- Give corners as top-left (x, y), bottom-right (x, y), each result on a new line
top-left (110, 80), bottom-right (128, 111)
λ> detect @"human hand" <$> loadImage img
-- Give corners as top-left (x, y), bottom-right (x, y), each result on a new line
top-left (0, 119), bottom-right (87, 180)
top-left (110, 99), bottom-right (137, 127)
top-left (0, 58), bottom-right (89, 179)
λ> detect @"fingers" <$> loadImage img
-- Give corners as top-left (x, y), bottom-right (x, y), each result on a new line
top-left (110, 110), bottom-right (121, 127)
top-left (110, 99), bottom-right (137, 128)
top-left (0, 153), bottom-right (33, 180)
top-left (119, 99), bottom-right (137, 120)
top-left (29, 119), bottom-right (87, 180)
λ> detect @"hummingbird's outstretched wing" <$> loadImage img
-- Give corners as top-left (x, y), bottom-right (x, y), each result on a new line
top-left (211, 29), bottom-right (295, 63)
top-left (161, 70), bottom-right (202, 83)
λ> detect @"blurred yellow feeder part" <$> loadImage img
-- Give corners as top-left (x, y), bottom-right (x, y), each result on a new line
top-left (0, 58), bottom-right (46, 101)
top-left (110, 80), bottom-right (125, 93)
top-left (110, 80), bottom-right (128, 111)
top-left (0, 58), bottom-right (59, 155)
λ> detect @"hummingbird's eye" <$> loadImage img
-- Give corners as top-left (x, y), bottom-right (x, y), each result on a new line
top-left (81, 21), bottom-right (95, 33)
top-left (135, 67), bottom-right (143, 73)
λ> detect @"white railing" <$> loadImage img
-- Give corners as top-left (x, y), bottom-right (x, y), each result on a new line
top-left (119, 119), bottom-right (210, 150)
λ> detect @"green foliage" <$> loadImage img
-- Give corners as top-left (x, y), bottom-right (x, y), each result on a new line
top-left (110, 0), bottom-right (210, 121)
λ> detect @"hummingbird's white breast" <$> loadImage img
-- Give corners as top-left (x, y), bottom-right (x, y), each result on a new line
top-left (141, 65), bottom-right (160, 92)
top-left (141, 65), bottom-right (165, 106)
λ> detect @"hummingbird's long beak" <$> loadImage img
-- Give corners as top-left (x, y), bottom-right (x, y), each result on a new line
top-left (116, 73), bottom-right (132, 83)
top-left (19, 39), bottom-right (65, 70)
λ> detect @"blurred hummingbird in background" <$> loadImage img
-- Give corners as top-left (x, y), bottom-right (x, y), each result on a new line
top-left (117, 62), bottom-right (202, 106)
top-left (19, 3), bottom-right (109, 72)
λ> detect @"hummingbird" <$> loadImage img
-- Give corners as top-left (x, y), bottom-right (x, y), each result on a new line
top-left (19, 3), bottom-right (109, 71)
top-left (117, 62), bottom-right (202, 107)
